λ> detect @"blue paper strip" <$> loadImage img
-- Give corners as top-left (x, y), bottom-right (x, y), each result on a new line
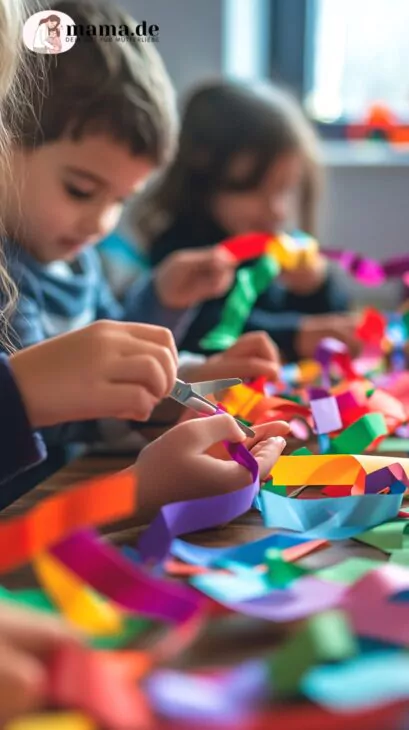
top-left (302, 652), bottom-right (409, 710)
top-left (170, 532), bottom-right (308, 568)
top-left (260, 490), bottom-right (404, 540)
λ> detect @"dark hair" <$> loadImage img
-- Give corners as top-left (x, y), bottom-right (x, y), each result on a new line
top-left (38, 14), bottom-right (61, 26)
top-left (10, 0), bottom-right (177, 166)
top-left (135, 80), bottom-right (321, 243)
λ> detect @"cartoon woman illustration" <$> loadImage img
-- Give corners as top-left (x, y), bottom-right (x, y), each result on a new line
top-left (32, 14), bottom-right (61, 53)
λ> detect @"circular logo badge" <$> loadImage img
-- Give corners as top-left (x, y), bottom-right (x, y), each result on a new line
top-left (23, 10), bottom-right (77, 54)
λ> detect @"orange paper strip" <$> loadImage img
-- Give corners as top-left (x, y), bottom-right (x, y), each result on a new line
top-left (282, 539), bottom-right (330, 562)
top-left (0, 471), bottom-right (136, 574)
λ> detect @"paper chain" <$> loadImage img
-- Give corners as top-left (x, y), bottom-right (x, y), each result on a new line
top-left (200, 229), bottom-right (409, 350)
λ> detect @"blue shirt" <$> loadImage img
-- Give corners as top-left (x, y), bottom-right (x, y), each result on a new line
top-left (5, 242), bottom-right (194, 447)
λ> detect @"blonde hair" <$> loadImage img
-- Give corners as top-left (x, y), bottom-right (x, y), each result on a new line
top-left (0, 0), bottom-right (27, 349)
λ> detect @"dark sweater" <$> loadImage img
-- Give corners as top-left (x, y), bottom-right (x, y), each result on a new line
top-left (148, 216), bottom-right (350, 361)
top-left (0, 354), bottom-right (47, 507)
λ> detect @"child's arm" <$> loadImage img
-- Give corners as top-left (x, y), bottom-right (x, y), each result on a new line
top-left (9, 321), bottom-right (177, 429)
top-left (95, 247), bottom-right (236, 345)
top-left (179, 331), bottom-right (280, 383)
top-left (0, 355), bottom-right (47, 485)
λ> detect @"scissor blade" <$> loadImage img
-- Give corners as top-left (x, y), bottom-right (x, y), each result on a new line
top-left (192, 378), bottom-right (242, 397)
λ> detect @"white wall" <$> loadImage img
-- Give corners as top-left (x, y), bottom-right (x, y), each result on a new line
top-left (119, 0), bottom-right (223, 92)
top-left (318, 145), bottom-right (409, 306)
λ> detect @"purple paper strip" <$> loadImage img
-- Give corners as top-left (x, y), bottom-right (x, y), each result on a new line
top-left (224, 577), bottom-right (346, 622)
top-left (145, 661), bottom-right (269, 723)
top-left (51, 529), bottom-right (206, 623)
top-left (322, 250), bottom-right (409, 285)
top-left (310, 395), bottom-right (343, 435)
top-left (315, 338), bottom-right (349, 389)
top-left (137, 441), bottom-right (259, 564)
top-left (365, 464), bottom-right (409, 495)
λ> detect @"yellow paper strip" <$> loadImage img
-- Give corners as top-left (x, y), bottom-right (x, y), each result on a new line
top-left (5, 713), bottom-right (96, 730)
top-left (270, 455), bottom-right (409, 486)
top-left (221, 383), bottom-right (262, 418)
top-left (34, 552), bottom-right (123, 636)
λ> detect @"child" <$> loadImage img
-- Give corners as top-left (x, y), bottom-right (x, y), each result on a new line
top-left (134, 80), bottom-right (358, 361)
top-left (47, 27), bottom-right (61, 53)
top-left (3, 0), bottom-right (280, 468)
top-left (0, 1), bottom-right (286, 717)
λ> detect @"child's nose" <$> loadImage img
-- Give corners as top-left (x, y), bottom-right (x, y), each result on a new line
top-left (80, 207), bottom-right (120, 240)
top-left (269, 196), bottom-right (289, 227)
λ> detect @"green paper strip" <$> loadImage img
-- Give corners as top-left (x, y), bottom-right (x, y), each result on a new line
top-left (330, 413), bottom-right (388, 455)
top-left (271, 610), bottom-right (357, 696)
top-left (390, 549), bottom-right (409, 566)
top-left (261, 480), bottom-right (287, 496)
top-left (315, 557), bottom-right (381, 585)
top-left (200, 255), bottom-right (280, 351)
top-left (0, 588), bottom-right (151, 649)
top-left (354, 520), bottom-right (409, 553)
top-left (292, 447), bottom-right (313, 456)
top-left (265, 548), bottom-right (308, 587)
top-left (376, 438), bottom-right (409, 453)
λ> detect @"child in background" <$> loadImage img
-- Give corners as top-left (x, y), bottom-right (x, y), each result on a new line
top-left (0, 0), bottom-right (286, 718)
top-left (3, 0), bottom-right (280, 474)
top-left (134, 80), bottom-right (358, 361)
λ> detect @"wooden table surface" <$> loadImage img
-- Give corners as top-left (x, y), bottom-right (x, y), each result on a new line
top-left (0, 446), bottom-right (392, 603)
top-left (1, 447), bottom-right (408, 728)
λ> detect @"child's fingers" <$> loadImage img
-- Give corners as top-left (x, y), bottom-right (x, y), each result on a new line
top-left (0, 642), bottom-right (47, 722)
top-left (234, 356), bottom-right (279, 380)
top-left (245, 420), bottom-right (290, 449)
top-left (103, 383), bottom-right (158, 421)
top-left (186, 356), bottom-right (278, 382)
top-left (167, 412), bottom-right (246, 453)
top-left (251, 436), bottom-right (286, 479)
top-left (200, 246), bottom-right (237, 271)
top-left (228, 331), bottom-right (280, 364)
top-left (0, 604), bottom-right (80, 656)
top-left (121, 322), bottom-right (178, 365)
top-left (109, 346), bottom-right (177, 399)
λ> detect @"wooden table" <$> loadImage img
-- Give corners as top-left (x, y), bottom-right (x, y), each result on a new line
top-left (1, 448), bottom-right (408, 728)
top-left (0, 448), bottom-right (391, 609)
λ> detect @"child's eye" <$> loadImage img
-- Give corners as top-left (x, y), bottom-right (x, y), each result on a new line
top-left (64, 183), bottom-right (94, 201)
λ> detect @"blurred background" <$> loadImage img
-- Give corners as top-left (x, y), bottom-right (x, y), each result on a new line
top-left (115, 0), bottom-right (409, 307)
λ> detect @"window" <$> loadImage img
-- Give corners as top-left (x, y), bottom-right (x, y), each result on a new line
top-left (307, 0), bottom-right (409, 125)
top-left (224, 0), bottom-right (409, 138)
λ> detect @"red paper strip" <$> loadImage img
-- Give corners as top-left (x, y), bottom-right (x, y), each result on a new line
top-left (48, 644), bottom-right (151, 729)
top-left (218, 232), bottom-right (272, 262)
top-left (0, 472), bottom-right (136, 574)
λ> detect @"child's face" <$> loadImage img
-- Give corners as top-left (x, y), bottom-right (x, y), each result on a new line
top-left (8, 134), bottom-right (155, 263)
top-left (211, 152), bottom-right (303, 235)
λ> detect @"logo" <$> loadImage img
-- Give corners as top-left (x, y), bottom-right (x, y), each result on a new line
top-left (23, 11), bottom-right (160, 53)
top-left (23, 10), bottom-right (77, 54)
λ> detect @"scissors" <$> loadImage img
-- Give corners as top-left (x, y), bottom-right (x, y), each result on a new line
top-left (170, 378), bottom-right (255, 438)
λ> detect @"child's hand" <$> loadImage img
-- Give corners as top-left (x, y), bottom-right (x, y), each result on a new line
top-left (10, 321), bottom-right (178, 428)
top-left (295, 313), bottom-right (361, 359)
top-left (154, 247), bottom-right (236, 308)
top-left (280, 254), bottom-right (327, 296)
top-left (178, 331), bottom-right (280, 382)
top-left (134, 414), bottom-right (288, 522)
top-left (0, 604), bottom-right (79, 722)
